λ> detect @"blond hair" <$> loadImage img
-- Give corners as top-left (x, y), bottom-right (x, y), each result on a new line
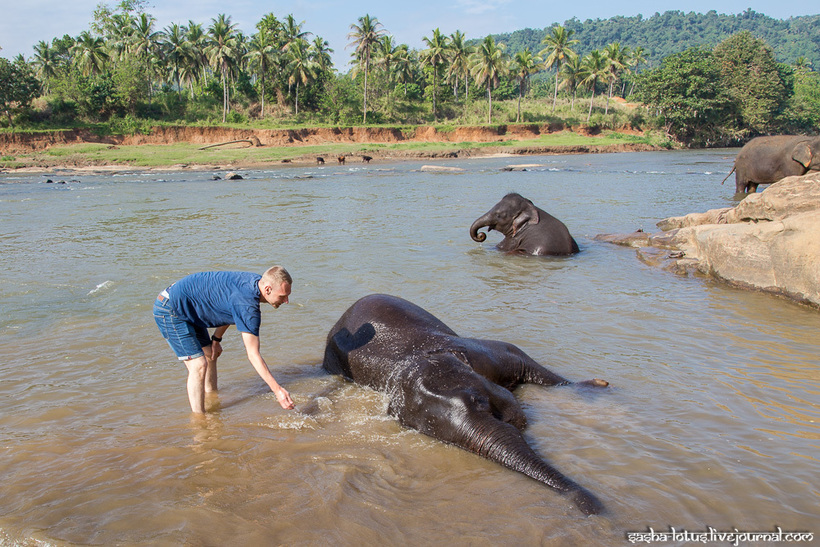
top-left (261, 265), bottom-right (292, 286)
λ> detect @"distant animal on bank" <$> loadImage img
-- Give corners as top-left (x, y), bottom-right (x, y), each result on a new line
top-left (317, 156), bottom-right (325, 165)
top-left (323, 294), bottom-right (608, 516)
top-left (470, 193), bottom-right (580, 256)
top-left (721, 135), bottom-right (820, 194)
top-left (338, 155), bottom-right (346, 165)
top-left (362, 155), bottom-right (373, 163)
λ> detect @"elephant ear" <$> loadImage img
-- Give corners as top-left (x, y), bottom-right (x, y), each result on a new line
top-left (427, 347), bottom-right (472, 369)
top-left (512, 201), bottom-right (540, 234)
top-left (792, 142), bottom-right (813, 169)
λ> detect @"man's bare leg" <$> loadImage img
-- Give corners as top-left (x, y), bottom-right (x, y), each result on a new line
top-left (205, 344), bottom-right (219, 393)
top-left (184, 356), bottom-right (208, 413)
top-left (205, 356), bottom-right (218, 393)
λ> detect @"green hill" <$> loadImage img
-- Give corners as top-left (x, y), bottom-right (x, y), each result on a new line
top-left (487, 9), bottom-right (820, 68)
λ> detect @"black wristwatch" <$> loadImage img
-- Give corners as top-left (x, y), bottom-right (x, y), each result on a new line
top-left (211, 335), bottom-right (222, 342)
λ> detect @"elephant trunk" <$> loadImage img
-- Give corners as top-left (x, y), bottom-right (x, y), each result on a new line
top-left (470, 213), bottom-right (493, 243)
top-left (464, 421), bottom-right (604, 516)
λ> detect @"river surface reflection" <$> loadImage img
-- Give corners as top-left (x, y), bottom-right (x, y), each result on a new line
top-left (0, 150), bottom-right (817, 545)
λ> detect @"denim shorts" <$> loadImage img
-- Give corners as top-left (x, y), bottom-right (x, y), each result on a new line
top-left (153, 291), bottom-right (211, 360)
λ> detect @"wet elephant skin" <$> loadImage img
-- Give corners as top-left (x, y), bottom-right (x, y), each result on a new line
top-left (322, 293), bottom-right (609, 516)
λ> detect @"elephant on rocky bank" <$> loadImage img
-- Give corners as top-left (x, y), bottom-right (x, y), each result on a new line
top-left (470, 193), bottom-right (580, 256)
top-left (722, 135), bottom-right (820, 194)
top-left (323, 294), bottom-right (609, 516)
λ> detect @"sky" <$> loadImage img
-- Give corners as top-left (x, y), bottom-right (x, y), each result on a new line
top-left (1, 0), bottom-right (817, 70)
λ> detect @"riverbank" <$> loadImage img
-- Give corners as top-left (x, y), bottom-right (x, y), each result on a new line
top-left (0, 123), bottom-right (670, 172)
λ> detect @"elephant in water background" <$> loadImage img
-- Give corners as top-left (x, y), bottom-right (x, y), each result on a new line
top-left (323, 294), bottom-right (609, 516)
top-left (470, 193), bottom-right (580, 256)
top-left (722, 135), bottom-right (820, 194)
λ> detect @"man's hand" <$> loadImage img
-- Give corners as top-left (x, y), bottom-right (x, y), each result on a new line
top-left (273, 386), bottom-right (295, 410)
top-left (211, 340), bottom-right (223, 359)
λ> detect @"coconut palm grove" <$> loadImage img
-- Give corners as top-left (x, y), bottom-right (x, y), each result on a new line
top-left (1, 4), bottom-right (819, 146)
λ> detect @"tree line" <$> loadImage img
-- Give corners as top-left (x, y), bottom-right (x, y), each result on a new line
top-left (0, 1), bottom-right (818, 146)
top-left (635, 32), bottom-right (819, 145)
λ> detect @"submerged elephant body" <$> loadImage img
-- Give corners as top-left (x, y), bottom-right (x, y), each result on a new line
top-left (724, 135), bottom-right (820, 194)
top-left (470, 193), bottom-right (579, 256)
top-left (323, 294), bottom-right (607, 515)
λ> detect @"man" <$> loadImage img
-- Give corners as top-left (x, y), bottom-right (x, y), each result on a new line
top-left (153, 266), bottom-right (295, 414)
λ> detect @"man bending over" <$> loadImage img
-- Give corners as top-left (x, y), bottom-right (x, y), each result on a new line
top-left (153, 266), bottom-right (295, 413)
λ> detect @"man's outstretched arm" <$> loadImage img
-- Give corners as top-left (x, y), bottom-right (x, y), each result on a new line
top-left (241, 331), bottom-right (295, 409)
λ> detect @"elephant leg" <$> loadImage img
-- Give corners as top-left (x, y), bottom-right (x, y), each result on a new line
top-left (448, 340), bottom-right (609, 390)
top-left (451, 339), bottom-right (570, 388)
top-left (577, 378), bottom-right (609, 387)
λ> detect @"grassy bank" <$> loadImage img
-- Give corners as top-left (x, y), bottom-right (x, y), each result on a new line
top-left (0, 129), bottom-right (672, 171)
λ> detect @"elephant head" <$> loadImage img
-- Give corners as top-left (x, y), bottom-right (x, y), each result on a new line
top-left (792, 138), bottom-right (820, 171)
top-left (397, 353), bottom-right (605, 516)
top-left (470, 193), bottom-right (540, 242)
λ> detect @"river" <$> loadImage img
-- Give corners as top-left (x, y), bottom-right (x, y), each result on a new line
top-left (0, 150), bottom-right (817, 546)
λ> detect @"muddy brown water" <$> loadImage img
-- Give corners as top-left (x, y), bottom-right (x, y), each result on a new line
top-left (0, 151), bottom-right (817, 546)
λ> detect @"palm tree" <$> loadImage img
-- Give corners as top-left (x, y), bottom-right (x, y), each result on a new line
top-left (794, 56), bottom-right (812, 72)
top-left (246, 29), bottom-right (279, 118)
top-left (162, 23), bottom-right (191, 96)
top-left (72, 31), bottom-right (108, 76)
top-left (626, 46), bottom-right (647, 97)
top-left (421, 28), bottom-right (449, 122)
top-left (395, 44), bottom-right (415, 97)
top-left (540, 25), bottom-right (578, 112)
top-left (602, 42), bottom-right (628, 114)
top-left (183, 21), bottom-right (208, 96)
top-left (378, 35), bottom-right (399, 114)
top-left (286, 38), bottom-right (317, 116)
top-left (130, 13), bottom-right (161, 60)
top-left (580, 50), bottom-right (607, 122)
top-left (206, 14), bottom-right (239, 122)
top-left (108, 12), bottom-right (136, 61)
top-left (470, 35), bottom-right (507, 124)
top-left (512, 49), bottom-right (540, 122)
top-left (280, 14), bottom-right (309, 51)
top-left (32, 41), bottom-right (58, 93)
top-left (311, 36), bottom-right (333, 75)
top-left (559, 55), bottom-right (582, 110)
top-left (347, 14), bottom-right (386, 123)
top-left (447, 30), bottom-right (472, 101)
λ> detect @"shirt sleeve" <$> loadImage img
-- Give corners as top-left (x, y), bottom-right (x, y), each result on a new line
top-left (232, 304), bottom-right (261, 336)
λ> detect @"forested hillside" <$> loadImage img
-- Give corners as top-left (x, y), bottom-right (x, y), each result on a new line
top-left (490, 9), bottom-right (820, 68)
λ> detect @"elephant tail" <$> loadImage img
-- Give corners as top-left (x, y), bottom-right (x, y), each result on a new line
top-left (720, 165), bottom-right (736, 185)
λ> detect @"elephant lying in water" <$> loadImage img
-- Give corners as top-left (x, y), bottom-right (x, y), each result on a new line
top-left (322, 294), bottom-right (609, 516)
top-left (470, 193), bottom-right (580, 256)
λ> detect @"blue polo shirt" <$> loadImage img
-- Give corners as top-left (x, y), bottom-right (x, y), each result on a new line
top-left (166, 271), bottom-right (263, 336)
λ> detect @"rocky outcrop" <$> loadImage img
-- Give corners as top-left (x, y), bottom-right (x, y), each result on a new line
top-left (596, 172), bottom-right (820, 307)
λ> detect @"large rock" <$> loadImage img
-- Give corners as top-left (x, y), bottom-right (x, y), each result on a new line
top-left (596, 172), bottom-right (820, 307)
